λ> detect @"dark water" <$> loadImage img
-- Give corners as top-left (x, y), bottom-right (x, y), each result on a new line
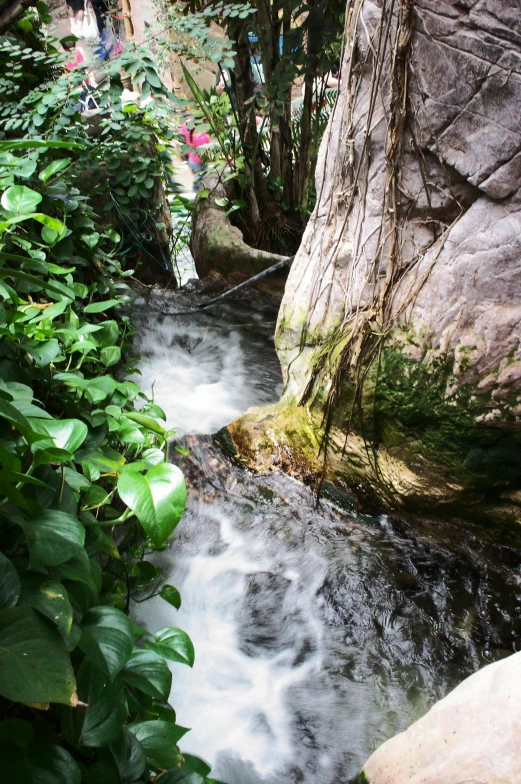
top-left (132, 288), bottom-right (521, 783)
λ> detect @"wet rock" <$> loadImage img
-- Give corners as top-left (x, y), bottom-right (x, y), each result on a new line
top-left (355, 651), bottom-right (521, 784)
top-left (242, 0), bottom-right (521, 523)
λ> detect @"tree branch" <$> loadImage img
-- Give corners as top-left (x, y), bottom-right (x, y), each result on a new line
top-left (0, 0), bottom-right (37, 35)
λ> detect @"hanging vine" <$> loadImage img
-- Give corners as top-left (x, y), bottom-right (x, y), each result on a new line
top-left (297, 0), bottom-right (418, 498)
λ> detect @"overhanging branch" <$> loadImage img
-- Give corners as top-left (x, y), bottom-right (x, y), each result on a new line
top-left (0, 0), bottom-right (37, 35)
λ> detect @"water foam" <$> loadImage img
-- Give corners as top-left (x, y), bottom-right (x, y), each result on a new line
top-left (131, 306), bottom-right (282, 436)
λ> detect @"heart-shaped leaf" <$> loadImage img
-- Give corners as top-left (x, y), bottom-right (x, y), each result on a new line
top-left (38, 158), bottom-right (72, 183)
top-left (0, 607), bottom-right (75, 704)
top-left (79, 606), bottom-right (134, 679)
top-left (121, 648), bottom-right (172, 701)
top-left (109, 728), bottom-right (146, 783)
top-left (28, 417), bottom-right (88, 453)
top-left (1, 184), bottom-right (42, 215)
top-left (19, 511), bottom-right (85, 567)
top-left (128, 720), bottom-right (189, 769)
top-left (117, 463), bottom-right (186, 547)
top-left (28, 744), bottom-right (81, 784)
top-left (160, 584), bottom-right (181, 610)
top-left (18, 573), bottom-right (73, 636)
top-left (72, 659), bottom-right (128, 747)
top-left (144, 626), bottom-right (194, 667)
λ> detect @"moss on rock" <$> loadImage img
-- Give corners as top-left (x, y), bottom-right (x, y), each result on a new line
top-left (228, 333), bottom-right (521, 527)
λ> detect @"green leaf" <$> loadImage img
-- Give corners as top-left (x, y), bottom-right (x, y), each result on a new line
top-left (33, 447), bottom-right (74, 467)
top-left (17, 573), bottom-right (73, 636)
top-left (121, 648), bottom-right (172, 701)
top-left (117, 463), bottom-right (186, 547)
top-left (79, 606), bottom-right (134, 679)
top-left (81, 231), bottom-right (100, 249)
top-left (158, 769), bottom-right (206, 784)
top-left (83, 299), bottom-right (121, 313)
top-left (128, 720), bottom-right (189, 769)
top-left (0, 551), bottom-right (20, 610)
top-left (28, 417), bottom-right (88, 452)
top-left (38, 158), bottom-right (72, 183)
top-left (53, 555), bottom-right (101, 595)
top-left (28, 744), bottom-right (81, 784)
top-left (1, 184), bottom-right (42, 215)
top-left (63, 467), bottom-right (91, 492)
top-left (124, 411), bottom-right (165, 435)
top-left (0, 268), bottom-right (75, 301)
top-left (32, 213), bottom-right (65, 232)
top-left (25, 338), bottom-right (61, 367)
top-left (76, 659), bottom-right (128, 747)
top-left (0, 606), bottom-right (76, 704)
top-left (141, 447), bottom-right (165, 465)
top-left (0, 139), bottom-right (85, 150)
top-left (145, 68), bottom-right (162, 89)
top-left (100, 346), bottom-right (121, 367)
top-left (105, 228), bottom-right (121, 243)
top-left (0, 398), bottom-right (46, 444)
top-left (160, 584), bottom-right (181, 610)
top-left (144, 403), bottom-right (166, 421)
top-left (182, 754), bottom-right (212, 778)
top-left (109, 728), bottom-right (146, 784)
top-left (85, 375), bottom-right (116, 403)
top-left (19, 511), bottom-right (85, 567)
top-left (144, 626), bottom-right (194, 667)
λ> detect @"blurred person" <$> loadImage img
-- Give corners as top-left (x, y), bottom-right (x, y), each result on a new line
top-left (180, 119), bottom-right (211, 192)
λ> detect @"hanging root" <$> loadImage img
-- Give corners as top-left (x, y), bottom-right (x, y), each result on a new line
top-left (300, 0), bottom-right (416, 501)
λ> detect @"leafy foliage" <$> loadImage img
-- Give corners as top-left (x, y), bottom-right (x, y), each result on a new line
top-left (157, 0), bottom-right (344, 242)
top-left (0, 7), bottom-right (219, 784)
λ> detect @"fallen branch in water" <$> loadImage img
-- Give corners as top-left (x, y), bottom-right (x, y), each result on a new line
top-left (171, 255), bottom-right (295, 317)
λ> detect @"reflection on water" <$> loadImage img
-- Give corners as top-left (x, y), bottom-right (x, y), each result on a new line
top-left (132, 290), bottom-right (521, 783)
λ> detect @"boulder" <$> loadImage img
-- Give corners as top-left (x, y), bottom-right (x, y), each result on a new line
top-left (230, 0), bottom-right (521, 524)
top-left (352, 652), bottom-right (521, 784)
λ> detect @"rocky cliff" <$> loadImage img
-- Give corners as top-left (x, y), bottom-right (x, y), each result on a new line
top-left (230, 0), bottom-right (521, 525)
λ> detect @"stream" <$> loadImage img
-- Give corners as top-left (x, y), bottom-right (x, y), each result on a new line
top-left (131, 289), bottom-right (521, 784)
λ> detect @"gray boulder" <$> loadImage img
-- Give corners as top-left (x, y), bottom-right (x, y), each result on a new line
top-left (352, 651), bottom-right (521, 784)
top-left (230, 0), bottom-right (521, 522)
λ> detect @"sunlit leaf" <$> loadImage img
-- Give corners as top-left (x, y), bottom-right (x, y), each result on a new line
top-left (117, 463), bottom-right (186, 547)
top-left (144, 626), bottom-right (194, 667)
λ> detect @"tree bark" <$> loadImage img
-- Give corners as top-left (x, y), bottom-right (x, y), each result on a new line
top-left (191, 170), bottom-right (290, 286)
top-left (0, 0), bottom-right (37, 34)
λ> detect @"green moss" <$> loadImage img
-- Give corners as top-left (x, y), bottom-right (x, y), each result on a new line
top-left (375, 345), bottom-right (521, 489)
top-left (349, 771), bottom-right (370, 784)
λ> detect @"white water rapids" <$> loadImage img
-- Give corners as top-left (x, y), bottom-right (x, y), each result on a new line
top-left (131, 292), bottom-right (521, 783)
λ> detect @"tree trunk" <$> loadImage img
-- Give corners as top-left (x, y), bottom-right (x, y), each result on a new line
top-left (191, 170), bottom-right (291, 288)
top-left (0, 0), bottom-right (37, 33)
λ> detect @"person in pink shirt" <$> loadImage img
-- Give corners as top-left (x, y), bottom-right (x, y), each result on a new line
top-left (63, 40), bottom-right (85, 71)
top-left (180, 120), bottom-right (211, 192)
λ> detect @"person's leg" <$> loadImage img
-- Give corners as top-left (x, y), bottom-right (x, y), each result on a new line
top-left (188, 161), bottom-right (204, 192)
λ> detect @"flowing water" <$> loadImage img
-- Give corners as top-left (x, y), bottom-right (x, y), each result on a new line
top-left (132, 290), bottom-right (521, 784)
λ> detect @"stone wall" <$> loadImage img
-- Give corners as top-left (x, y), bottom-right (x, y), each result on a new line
top-left (229, 0), bottom-right (521, 525)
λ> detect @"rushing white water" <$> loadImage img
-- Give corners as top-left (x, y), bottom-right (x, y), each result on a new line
top-left (132, 292), bottom-right (521, 783)
top-left (131, 297), bottom-right (282, 435)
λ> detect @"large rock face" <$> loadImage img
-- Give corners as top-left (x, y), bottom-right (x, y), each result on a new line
top-left (353, 651), bottom-right (521, 784)
top-left (231, 0), bottom-right (521, 523)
